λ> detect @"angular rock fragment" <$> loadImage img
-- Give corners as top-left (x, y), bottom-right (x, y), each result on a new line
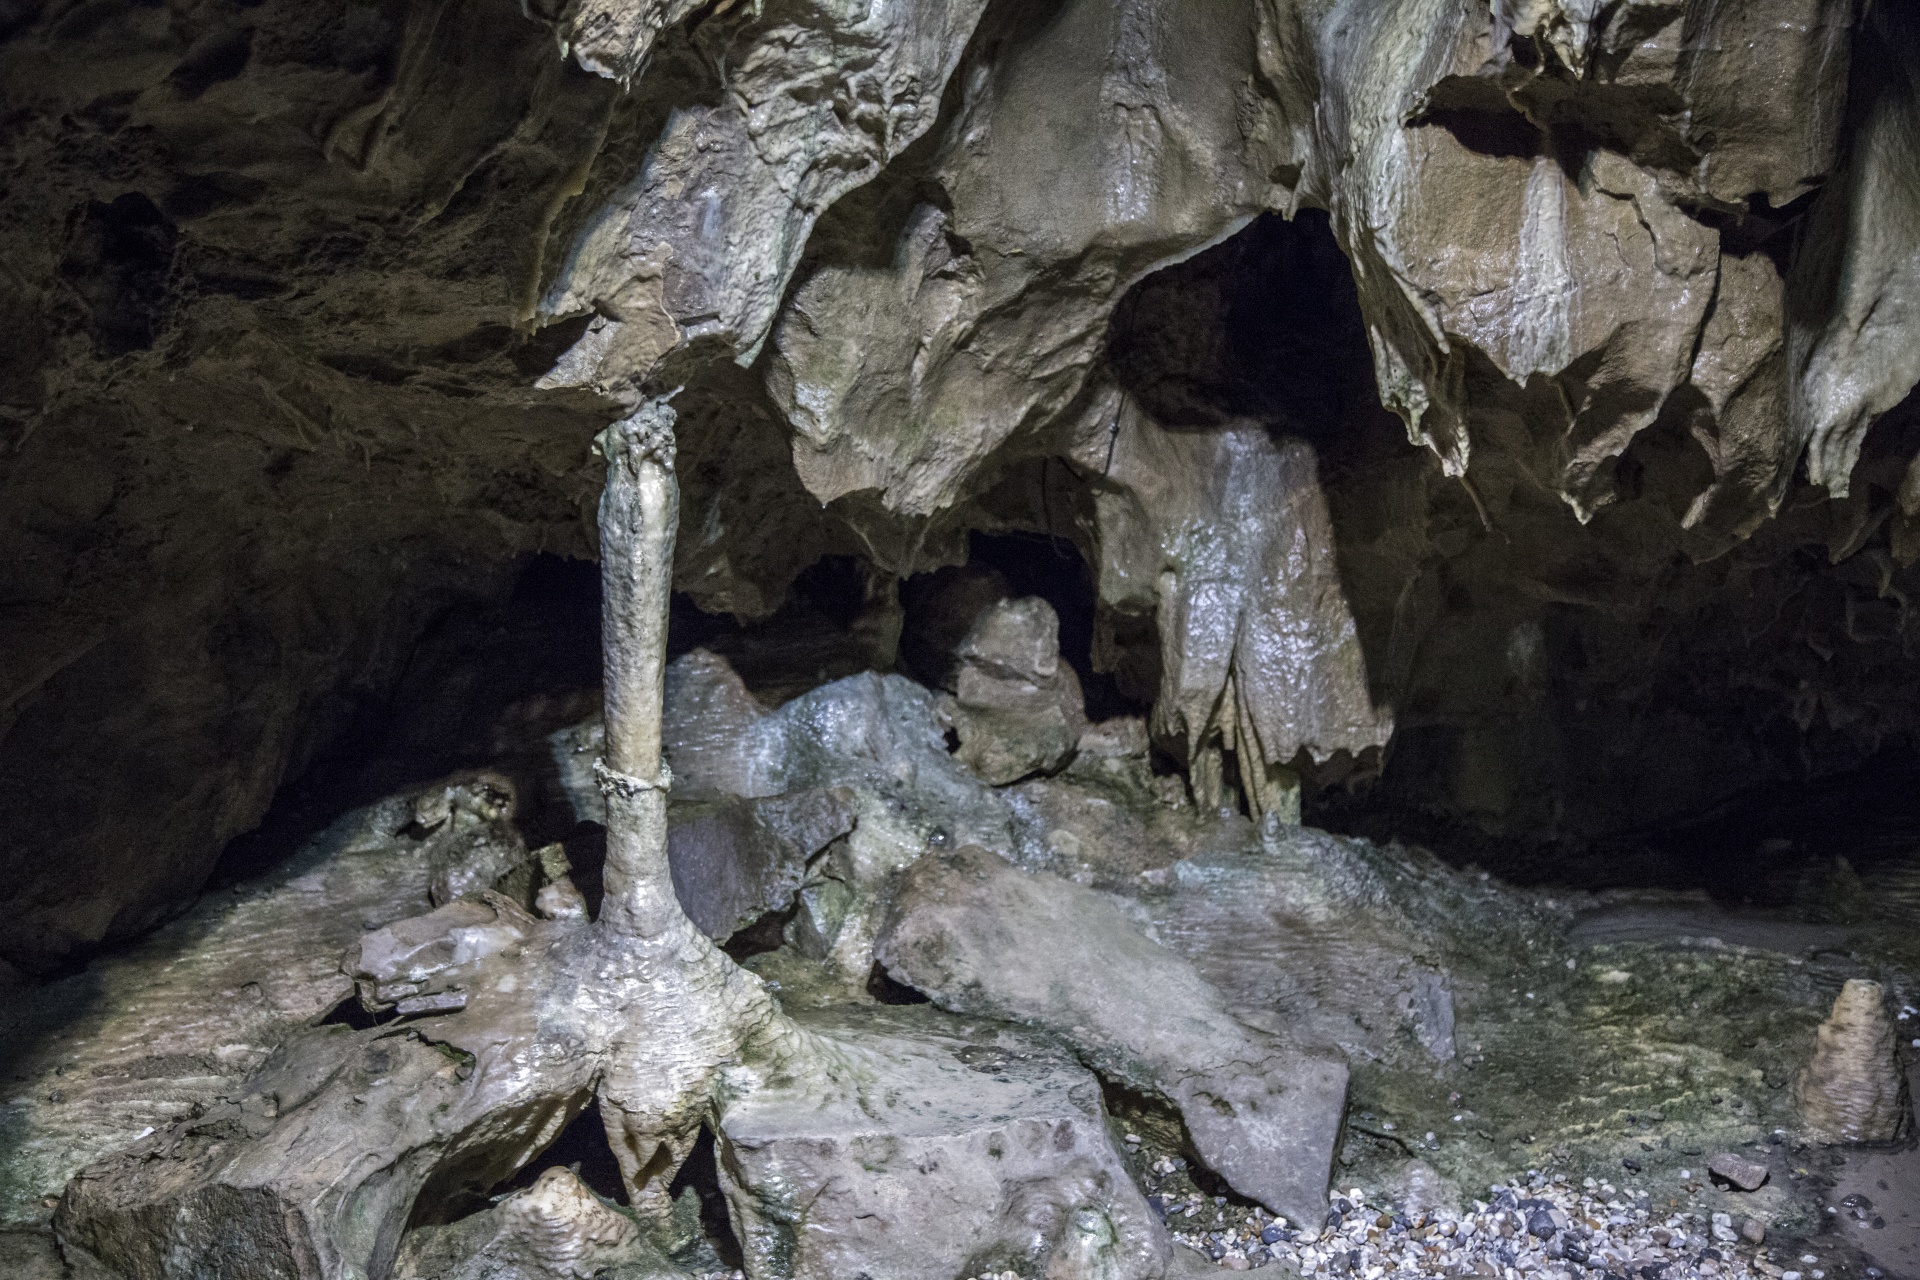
top-left (717, 1006), bottom-right (1169, 1280)
top-left (348, 895), bottom-right (533, 1011)
top-left (666, 788), bottom-right (855, 942)
top-left (1707, 1152), bottom-right (1770, 1192)
top-left (945, 597), bottom-right (1089, 785)
top-left (875, 845), bottom-right (1347, 1226)
top-left (1796, 978), bottom-right (1909, 1143)
top-left (412, 772), bottom-right (530, 908)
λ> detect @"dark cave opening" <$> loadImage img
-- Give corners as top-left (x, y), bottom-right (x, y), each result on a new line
top-left (1106, 208), bottom-right (1378, 442)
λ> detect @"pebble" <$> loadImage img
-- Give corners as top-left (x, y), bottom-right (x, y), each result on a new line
top-left (1709, 1153), bottom-right (1770, 1192)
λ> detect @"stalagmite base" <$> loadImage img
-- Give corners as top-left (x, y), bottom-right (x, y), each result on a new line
top-left (55, 400), bottom-right (806, 1276)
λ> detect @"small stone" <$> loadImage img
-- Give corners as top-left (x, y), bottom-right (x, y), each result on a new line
top-left (1708, 1152), bottom-right (1770, 1191)
top-left (1622, 1158), bottom-right (1642, 1173)
top-left (1740, 1218), bottom-right (1766, 1245)
top-left (1222, 1258), bottom-right (1252, 1272)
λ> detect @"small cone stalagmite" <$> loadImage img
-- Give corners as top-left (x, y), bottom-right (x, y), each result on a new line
top-left (1795, 978), bottom-right (1909, 1144)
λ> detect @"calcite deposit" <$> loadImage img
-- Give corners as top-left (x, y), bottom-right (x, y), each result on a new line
top-left (5, 0), bottom-right (1920, 1276)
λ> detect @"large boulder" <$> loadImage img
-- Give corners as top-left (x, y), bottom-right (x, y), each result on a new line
top-left (874, 845), bottom-right (1347, 1227)
top-left (945, 597), bottom-right (1089, 785)
top-left (717, 1005), bottom-right (1171, 1280)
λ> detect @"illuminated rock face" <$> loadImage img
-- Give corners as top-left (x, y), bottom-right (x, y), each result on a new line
top-left (3, 0), bottom-right (1919, 972)
top-left (6, 3), bottom-right (1920, 1274)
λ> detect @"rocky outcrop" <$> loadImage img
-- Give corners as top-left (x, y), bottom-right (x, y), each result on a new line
top-left (5, 0), bottom-right (1920, 1020)
top-left (1125, 825), bottom-right (1459, 1066)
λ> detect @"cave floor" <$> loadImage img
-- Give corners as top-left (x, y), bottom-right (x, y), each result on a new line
top-left (2, 703), bottom-right (1916, 1280)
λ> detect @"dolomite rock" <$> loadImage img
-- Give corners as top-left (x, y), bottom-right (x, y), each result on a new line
top-left (55, 401), bottom-right (807, 1280)
top-left (1789, 1), bottom-right (1920, 500)
top-left (1795, 978), bottom-right (1909, 1144)
top-left (557, 653), bottom-right (1016, 978)
top-left (875, 845), bottom-right (1348, 1227)
top-left (1301, 0), bottom-right (1840, 513)
top-left (716, 1007), bottom-right (1170, 1280)
top-left (541, 0), bottom-right (992, 394)
top-left (414, 773), bottom-right (533, 908)
top-left (946, 597), bottom-right (1089, 785)
top-left (0, 792), bottom-right (436, 1234)
top-left (1707, 1152), bottom-right (1770, 1192)
top-left (764, 0), bottom-right (1289, 528)
top-left (666, 788), bottom-right (856, 942)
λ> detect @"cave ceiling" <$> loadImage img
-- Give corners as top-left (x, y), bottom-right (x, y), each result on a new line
top-left (2, 0), bottom-right (1919, 974)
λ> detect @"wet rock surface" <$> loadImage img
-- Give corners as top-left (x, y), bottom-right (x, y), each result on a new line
top-left (944, 597), bottom-right (1089, 786)
top-left (5, 0), bottom-right (1920, 1277)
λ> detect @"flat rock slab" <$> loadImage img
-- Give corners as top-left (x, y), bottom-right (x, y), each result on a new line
top-left (717, 1006), bottom-right (1170, 1280)
top-left (1123, 830), bottom-right (1458, 1064)
top-left (874, 846), bottom-right (1346, 1227)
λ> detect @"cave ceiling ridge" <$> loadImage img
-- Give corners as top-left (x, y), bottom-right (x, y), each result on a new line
top-left (537, 0), bottom-right (993, 403)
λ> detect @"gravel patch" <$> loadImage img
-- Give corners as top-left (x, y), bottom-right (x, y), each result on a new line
top-left (1126, 1164), bottom-right (1856, 1280)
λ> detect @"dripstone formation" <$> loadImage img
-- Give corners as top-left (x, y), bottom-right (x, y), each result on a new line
top-left (3, 0), bottom-right (1920, 1278)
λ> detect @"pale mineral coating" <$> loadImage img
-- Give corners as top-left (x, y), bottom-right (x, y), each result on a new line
top-left (1794, 978), bottom-right (1909, 1144)
top-left (0, 792), bottom-right (431, 1234)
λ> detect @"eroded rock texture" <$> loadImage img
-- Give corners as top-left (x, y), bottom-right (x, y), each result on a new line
top-left (8, 15), bottom-right (1920, 1280)
top-left (6, 0), bottom-right (1920, 975)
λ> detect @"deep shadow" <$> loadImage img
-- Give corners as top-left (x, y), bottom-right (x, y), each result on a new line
top-left (486, 1101), bottom-right (631, 1207)
top-left (1106, 210), bottom-right (1376, 440)
top-left (213, 553), bottom-right (606, 888)
top-left (666, 1126), bottom-right (745, 1270)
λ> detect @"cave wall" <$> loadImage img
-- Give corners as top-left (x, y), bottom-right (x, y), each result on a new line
top-left (3, 0), bottom-right (1919, 971)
